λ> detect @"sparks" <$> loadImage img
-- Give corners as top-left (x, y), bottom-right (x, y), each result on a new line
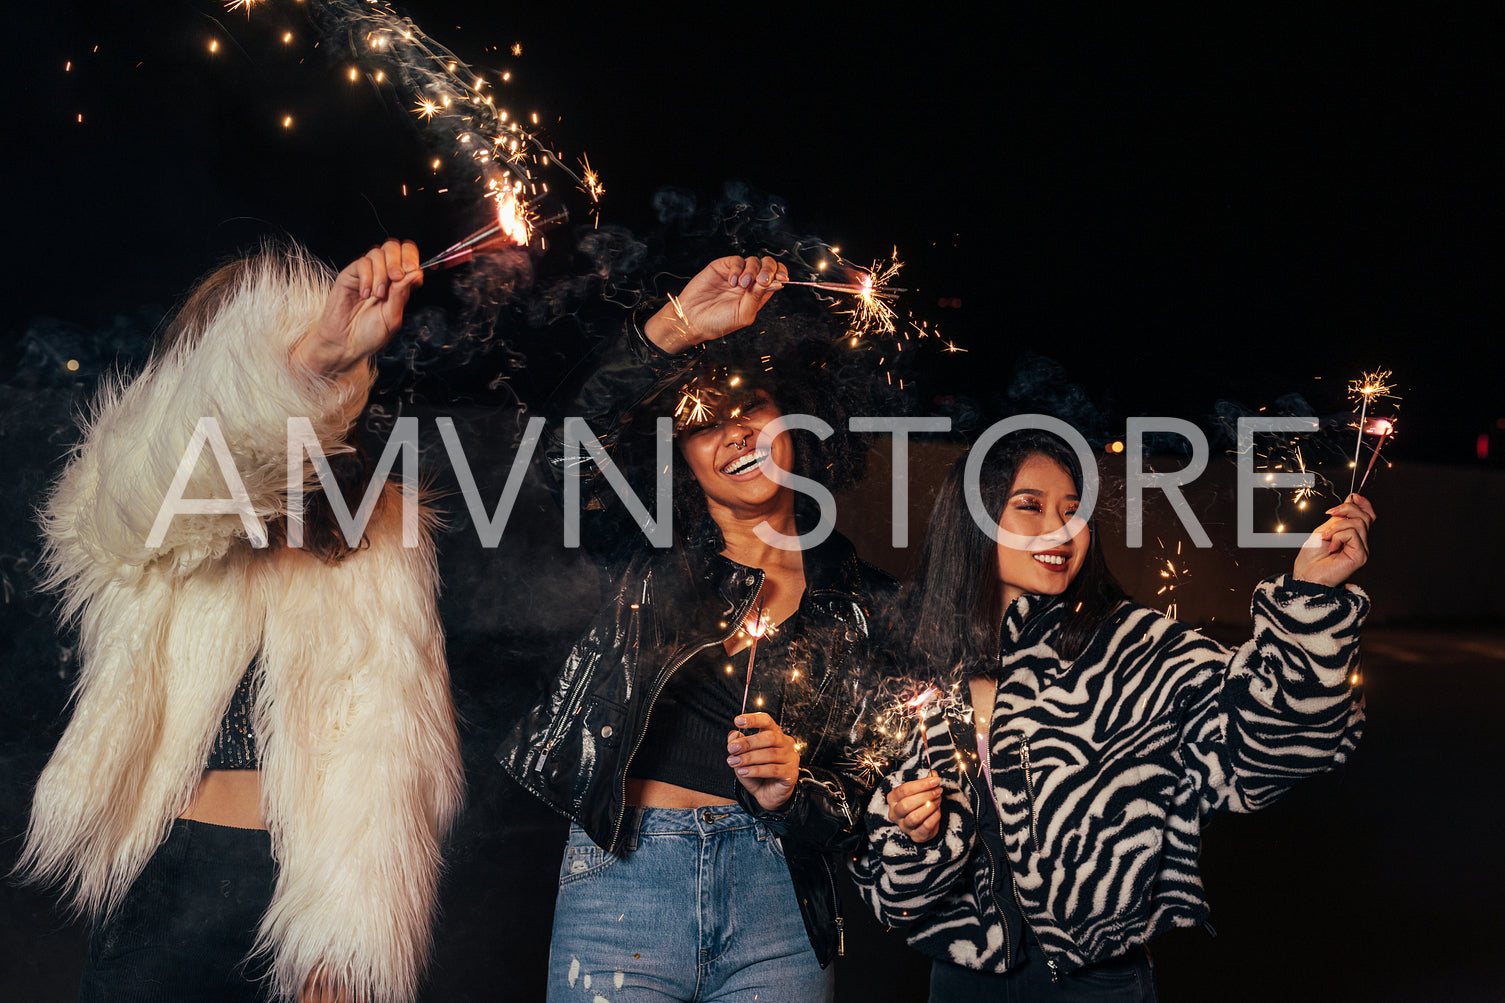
top-left (843, 251), bottom-right (903, 339)
top-left (1154, 538), bottom-right (1187, 620)
top-left (579, 154), bottom-right (605, 202)
top-left (674, 388), bottom-right (714, 428)
top-left (1347, 368), bottom-right (1401, 496)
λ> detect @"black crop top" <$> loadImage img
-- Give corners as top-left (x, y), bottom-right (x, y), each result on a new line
top-left (205, 662), bottom-right (260, 770)
top-left (628, 617), bottom-right (794, 800)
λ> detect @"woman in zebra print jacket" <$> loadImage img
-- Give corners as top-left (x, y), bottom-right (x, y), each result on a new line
top-left (850, 430), bottom-right (1373, 1001)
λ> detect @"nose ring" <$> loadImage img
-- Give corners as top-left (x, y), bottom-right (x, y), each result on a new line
top-left (732, 433), bottom-right (749, 451)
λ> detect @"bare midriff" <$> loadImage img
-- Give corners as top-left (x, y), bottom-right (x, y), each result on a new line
top-left (178, 770), bottom-right (266, 830)
top-left (626, 778), bottom-right (736, 809)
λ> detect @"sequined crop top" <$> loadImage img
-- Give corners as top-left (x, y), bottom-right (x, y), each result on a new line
top-left (204, 662), bottom-right (260, 770)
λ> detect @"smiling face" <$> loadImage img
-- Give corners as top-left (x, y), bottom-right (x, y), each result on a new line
top-left (995, 454), bottom-right (1090, 608)
top-left (677, 389), bottom-right (795, 518)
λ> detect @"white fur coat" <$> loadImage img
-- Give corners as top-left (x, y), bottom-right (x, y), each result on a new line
top-left (17, 250), bottom-right (464, 1003)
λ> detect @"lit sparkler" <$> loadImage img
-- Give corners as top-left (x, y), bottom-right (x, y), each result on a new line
top-left (579, 154), bottom-right (604, 203)
top-left (254, 0), bottom-right (599, 243)
top-left (1356, 416), bottom-right (1396, 491)
top-left (420, 185), bottom-right (532, 270)
top-left (839, 252), bottom-right (903, 340)
top-left (740, 603), bottom-right (772, 717)
top-left (1347, 369), bottom-right (1398, 496)
top-left (780, 279), bottom-right (906, 298)
top-left (906, 685), bottom-right (941, 770)
top-left (417, 181), bottom-right (567, 271)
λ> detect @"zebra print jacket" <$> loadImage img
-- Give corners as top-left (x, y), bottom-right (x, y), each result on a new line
top-left (850, 574), bottom-right (1367, 976)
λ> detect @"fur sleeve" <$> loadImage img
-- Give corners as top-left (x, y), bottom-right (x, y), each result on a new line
top-left (254, 490), bottom-right (463, 1003)
top-left (40, 248), bottom-right (370, 619)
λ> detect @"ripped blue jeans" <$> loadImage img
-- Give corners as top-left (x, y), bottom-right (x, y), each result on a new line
top-left (546, 805), bottom-right (832, 1002)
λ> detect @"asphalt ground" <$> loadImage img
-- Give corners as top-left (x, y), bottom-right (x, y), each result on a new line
top-left (5, 626), bottom-right (1502, 1002)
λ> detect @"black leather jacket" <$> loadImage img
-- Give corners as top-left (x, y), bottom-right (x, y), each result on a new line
top-left (497, 321), bottom-right (897, 967)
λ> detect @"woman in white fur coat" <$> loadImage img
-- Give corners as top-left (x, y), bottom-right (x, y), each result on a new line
top-left (16, 239), bottom-right (464, 1002)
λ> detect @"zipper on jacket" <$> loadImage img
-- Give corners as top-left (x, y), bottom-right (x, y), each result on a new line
top-left (532, 579), bottom-right (654, 773)
top-left (1019, 734), bottom-right (1041, 853)
top-left (819, 851), bottom-right (846, 958)
top-left (607, 576), bottom-right (764, 853)
top-left (1007, 733), bottom-right (1061, 983)
top-left (532, 678), bottom-right (591, 773)
top-left (965, 739), bottom-right (1014, 973)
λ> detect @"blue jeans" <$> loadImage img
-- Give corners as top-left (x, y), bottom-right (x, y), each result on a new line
top-left (929, 943), bottom-right (1157, 1003)
top-left (547, 805), bottom-right (833, 1002)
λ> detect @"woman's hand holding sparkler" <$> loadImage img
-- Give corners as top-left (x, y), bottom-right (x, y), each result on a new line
top-left (645, 255), bottom-right (787, 354)
top-left (1294, 493), bottom-right (1376, 587)
top-left (727, 712), bottom-right (800, 812)
top-left (297, 239), bottom-right (424, 377)
top-left (886, 771), bottom-right (943, 843)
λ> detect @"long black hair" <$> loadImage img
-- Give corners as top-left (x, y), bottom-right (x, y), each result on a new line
top-left (906, 430), bottom-right (1126, 677)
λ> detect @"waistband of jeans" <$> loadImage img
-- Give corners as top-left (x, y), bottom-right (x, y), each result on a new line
top-left (620, 803), bottom-right (764, 847)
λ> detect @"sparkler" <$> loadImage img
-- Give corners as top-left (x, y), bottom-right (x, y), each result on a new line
top-left (779, 279), bottom-right (906, 298)
top-left (236, 0), bottom-right (600, 241)
top-left (839, 253), bottom-right (903, 340)
top-left (1347, 369), bottom-right (1397, 496)
top-left (739, 603), bottom-right (771, 717)
top-left (1356, 416), bottom-right (1396, 491)
top-left (421, 184), bottom-right (529, 270)
top-left (906, 685), bottom-right (941, 770)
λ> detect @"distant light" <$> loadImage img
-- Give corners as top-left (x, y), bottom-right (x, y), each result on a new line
top-left (1107, 440), bottom-right (1124, 454)
top-left (282, 115), bottom-right (293, 128)
top-left (65, 359), bottom-right (80, 372)
top-left (348, 67), bottom-right (358, 81)
top-left (1275, 523), bottom-right (1286, 533)
top-left (282, 32), bottom-right (292, 44)
top-left (1479, 433), bottom-right (1490, 461)
top-left (208, 39), bottom-right (219, 53)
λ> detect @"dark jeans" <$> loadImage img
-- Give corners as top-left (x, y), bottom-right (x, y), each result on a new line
top-left (930, 943), bottom-right (1157, 1003)
top-left (78, 818), bottom-right (276, 1003)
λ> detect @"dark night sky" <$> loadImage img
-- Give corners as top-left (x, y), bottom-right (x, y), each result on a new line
top-left (7, 1), bottom-right (1500, 464)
